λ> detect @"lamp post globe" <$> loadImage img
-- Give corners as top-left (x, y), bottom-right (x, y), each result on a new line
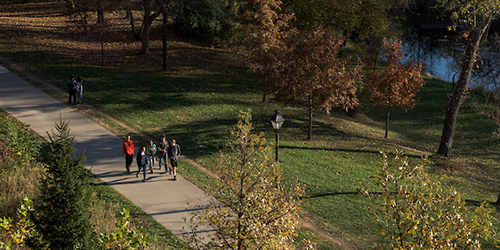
top-left (270, 109), bottom-right (285, 162)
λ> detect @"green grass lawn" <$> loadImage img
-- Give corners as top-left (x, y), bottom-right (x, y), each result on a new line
top-left (1, 1), bottom-right (500, 248)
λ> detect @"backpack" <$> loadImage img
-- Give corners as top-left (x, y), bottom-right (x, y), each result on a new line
top-left (68, 80), bottom-right (76, 90)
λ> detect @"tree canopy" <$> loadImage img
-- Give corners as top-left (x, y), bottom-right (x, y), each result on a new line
top-left (240, 0), bottom-right (295, 103)
top-left (364, 39), bottom-right (426, 138)
top-left (289, 0), bottom-right (400, 56)
top-left (185, 110), bottom-right (309, 249)
top-left (270, 25), bottom-right (361, 139)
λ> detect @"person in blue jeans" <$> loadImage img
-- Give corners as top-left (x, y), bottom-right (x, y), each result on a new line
top-left (76, 76), bottom-right (84, 104)
top-left (136, 146), bottom-right (148, 181)
top-left (157, 135), bottom-right (171, 174)
top-left (146, 140), bottom-right (156, 173)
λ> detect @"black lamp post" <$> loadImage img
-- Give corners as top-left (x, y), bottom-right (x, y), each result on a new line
top-left (270, 109), bottom-right (285, 162)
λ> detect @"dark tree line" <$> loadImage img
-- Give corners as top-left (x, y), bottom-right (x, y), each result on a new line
top-left (62, 0), bottom-right (239, 70)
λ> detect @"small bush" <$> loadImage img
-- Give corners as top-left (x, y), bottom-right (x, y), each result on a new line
top-left (0, 197), bottom-right (40, 250)
top-left (0, 117), bottom-right (42, 168)
top-left (97, 208), bottom-right (151, 249)
top-left (361, 150), bottom-right (496, 249)
top-left (185, 110), bottom-right (310, 249)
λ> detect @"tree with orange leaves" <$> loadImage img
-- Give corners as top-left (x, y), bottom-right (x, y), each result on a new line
top-left (363, 39), bottom-right (425, 138)
top-left (241, 0), bottom-right (295, 103)
top-left (270, 25), bottom-right (361, 140)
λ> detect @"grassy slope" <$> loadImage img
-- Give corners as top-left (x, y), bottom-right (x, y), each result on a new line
top-left (0, 110), bottom-right (187, 249)
top-left (1, 1), bottom-right (500, 249)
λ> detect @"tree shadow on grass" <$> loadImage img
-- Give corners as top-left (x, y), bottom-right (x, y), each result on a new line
top-left (305, 191), bottom-right (360, 199)
top-left (280, 145), bottom-right (424, 159)
top-left (152, 116), bottom-right (239, 159)
top-left (44, 64), bottom-right (259, 111)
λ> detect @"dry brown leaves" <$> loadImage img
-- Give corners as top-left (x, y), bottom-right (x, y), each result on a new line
top-left (0, 0), bottom-right (244, 72)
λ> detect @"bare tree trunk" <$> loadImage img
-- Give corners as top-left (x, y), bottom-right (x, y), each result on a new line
top-left (97, 0), bottom-right (105, 66)
top-left (385, 106), bottom-right (390, 138)
top-left (308, 97), bottom-right (313, 140)
top-left (262, 68), bottom-right (268, 103)
top-left (139, 0), bottom-right (162, 55)
top-left (437, 19), bottom-right (491, 158)
top-left (496, 189), bottom-right (500, 204)
top-left (97, 0), bottom-right (105, 24)
top-left (101, 33), bottom-right (105, 66)
top-left (161, 4), bottom-right (168, 71)
top-left (127, 5), bottom-right (139, 39)
top-left (262, 84), bottom-right (267, 103)
top-left (65, 0), bottom-right (76, 13)
top-left (140, 0), bottom-right (153, 54)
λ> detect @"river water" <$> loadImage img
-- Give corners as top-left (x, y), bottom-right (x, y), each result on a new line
top-left (404, 39), bottom-right (500, 91)
top-left (404, 40), bottom-right (461, 83)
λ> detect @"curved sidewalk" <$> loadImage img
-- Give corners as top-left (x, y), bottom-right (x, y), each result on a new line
top-left (0, 64), bottom-right (214, 239)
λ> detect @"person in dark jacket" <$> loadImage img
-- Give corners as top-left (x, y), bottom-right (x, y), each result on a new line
top-left (168, 139), bottom-right (181, 181)
top-left (157, 135), bottom-right (170, 174)
top-left (67, 75), bottom-right (77, 105)
top-left (136, 146), bottom-right (148, 181)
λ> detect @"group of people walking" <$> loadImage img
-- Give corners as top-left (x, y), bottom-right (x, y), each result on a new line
top-left (68, 75), bottom-right (181, 181)
top-left (122, 135), bottom-right (181, 182)
top-left (67, 75), bottom-right (84, 105)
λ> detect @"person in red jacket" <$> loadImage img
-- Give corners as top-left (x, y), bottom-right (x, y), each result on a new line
top-left (122, 135), bottom-right (134, 173)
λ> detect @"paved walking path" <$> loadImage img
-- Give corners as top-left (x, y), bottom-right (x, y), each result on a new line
top-left (0, 64), bottom-right (214, 241)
